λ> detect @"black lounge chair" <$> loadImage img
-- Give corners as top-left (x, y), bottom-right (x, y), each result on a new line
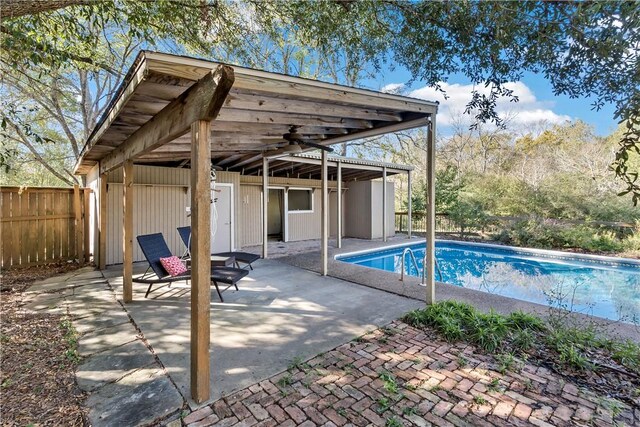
top-left (177, 226), bottom-right (261, 270)
top-left (133, 233), bottom-right (248, 301)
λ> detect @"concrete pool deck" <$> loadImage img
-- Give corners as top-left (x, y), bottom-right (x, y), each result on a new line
top-left (251, 236), bottom-right (640, 343)
top-left (102, 258), bottom-right (423, 409)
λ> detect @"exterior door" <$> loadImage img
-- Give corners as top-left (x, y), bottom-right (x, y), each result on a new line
top-left (211, 185), bottom-right (232, 253)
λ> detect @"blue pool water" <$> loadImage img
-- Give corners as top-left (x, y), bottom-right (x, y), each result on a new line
top-left (336, 241), bottom-right (640, 323)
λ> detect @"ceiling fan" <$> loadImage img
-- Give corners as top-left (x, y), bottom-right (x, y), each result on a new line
top-left (265, 125), bottom-right (334, 157)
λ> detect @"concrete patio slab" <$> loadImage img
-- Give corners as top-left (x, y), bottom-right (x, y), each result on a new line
top-left (105, 258), bottom-right (423, 408)
top-left (77, 324), bottom-right (140, 357)
top-left (85, 367), bottom-right (183, 427)
top-left (76, 339), bottom-right (157, 391)
top-left (74, 310), bottom-right (130, 334)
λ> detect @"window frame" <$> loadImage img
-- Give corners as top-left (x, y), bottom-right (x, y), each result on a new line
top-left (287, 187), bottom-right (314, 214)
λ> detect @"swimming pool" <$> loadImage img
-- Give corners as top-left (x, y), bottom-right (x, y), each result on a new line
top-left (336, 240), bottom-right (640, 323)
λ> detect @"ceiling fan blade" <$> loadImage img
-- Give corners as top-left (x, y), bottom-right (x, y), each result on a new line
top-left (300, 141), bottom-right (334, 152)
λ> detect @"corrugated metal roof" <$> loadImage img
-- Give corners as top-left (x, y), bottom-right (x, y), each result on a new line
top-left (292, 153), bottom-right (414, 171)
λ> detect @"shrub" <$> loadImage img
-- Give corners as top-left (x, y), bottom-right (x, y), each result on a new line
top-left (492, 218), bottom-right (629, 253)
top-left (404, 301), bottom-right (640, 375)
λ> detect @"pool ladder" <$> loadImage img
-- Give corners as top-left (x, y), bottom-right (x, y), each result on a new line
top-left (400, 247), bottom-right (443, 285)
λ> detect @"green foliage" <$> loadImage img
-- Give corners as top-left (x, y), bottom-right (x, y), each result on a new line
top-left (59, 318), bottom-right (80, 364)
top-left (385, 416), bottom-right (402, 427)
top-left (376, 397), bottom-right (391, 413)
top-left (487, 377), bottom-right (502, 392)
top-left (495, 353), bottom-right (522, 375)
top-left (494, 219), bottom-right (631, 253)
top-left (404, 301), bottom-right (640, 375)
top-left (379, 371), bottom-right (399, 395)
top-left (435, 166), bottom-right (464, 213)
top-left (288, 356), bottom-right (311, 372)
top-left (276, 374), bottom-right (293, 390)
top-left (472, 395), bottom-right (487, 405)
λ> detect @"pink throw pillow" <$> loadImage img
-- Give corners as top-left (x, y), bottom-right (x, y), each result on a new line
top-left (160, 256), bottom-right (187, 277)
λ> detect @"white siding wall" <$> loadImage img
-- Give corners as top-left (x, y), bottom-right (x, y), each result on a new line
top-left (105, 165), bottom-right (191, 265)
top-left (85, 163), bottom-right (397, 265)
top-left (287, 189), bottom-right (322, 241)
top-left (238, 176), bottom-right (341, 244)
top-left (106, 183), bottom-right (190, 264)
top-left (345, 180), bottom-right (395, 239)
top-left (86, 165), bottom-right (100, 261)
top-left (239, 185), bottom-right (262, 247)
top-left (344, 181), bottom-right (372, 239)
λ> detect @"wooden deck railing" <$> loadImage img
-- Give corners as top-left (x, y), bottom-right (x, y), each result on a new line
top-left (1, 186), bottom-right (92, 268)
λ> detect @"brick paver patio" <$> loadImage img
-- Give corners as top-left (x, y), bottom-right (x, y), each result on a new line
top-left (173, 320), bottom-right (636, 427)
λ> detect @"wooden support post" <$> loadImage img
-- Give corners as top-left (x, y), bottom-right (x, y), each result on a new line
top-left (83, 188), bottom-right (91, 262)
top-left (190, 119), bottom-right (212, 404)
top-left (425, 116), bottom-right (436, 304)
top-left (407, 170), bottom-right (412, 238)
top-left (262, 157), bottom-right (268, 259)
top-left (382, 166), bottom-right (387, 242)
top-left (123, 160), bottom-right (133, 303)
top-left (98, 174), bottom-right (107, 270)
top-left (73, 184), bottom-right (83, 265)
top-left (321, 150), bottom-right (328, 276)
top-left (336, 161), bottom-right (342, 249)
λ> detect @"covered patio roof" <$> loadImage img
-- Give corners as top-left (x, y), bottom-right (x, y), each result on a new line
top-left (74, 51), bottom-right (439, 404)
top-left (74, 51), bottom-right (437, 175)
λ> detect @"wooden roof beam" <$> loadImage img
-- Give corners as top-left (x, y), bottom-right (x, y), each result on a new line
top-left (215, 109), bottom-right (373, 129)
top-left (225, 92), bottom-right (403, 122)
top-left (215, 153), bottom-right (245, 167)
top-left (99, 65), bottom-right (235, 174)
top-left (226, 153), bottom-right (264, 169)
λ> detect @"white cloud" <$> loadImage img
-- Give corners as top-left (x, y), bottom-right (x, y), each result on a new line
top-left (380, 83), bottom-right (405, 94)
top-left (408, 81), bottom-right (571, 128)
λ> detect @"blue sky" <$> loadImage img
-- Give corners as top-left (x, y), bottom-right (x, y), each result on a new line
top-left (362, 67), bottom-right (619, 137)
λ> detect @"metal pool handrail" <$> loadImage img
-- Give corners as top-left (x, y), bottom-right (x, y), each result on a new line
top-left (400, 247), bottom-right (420, 282)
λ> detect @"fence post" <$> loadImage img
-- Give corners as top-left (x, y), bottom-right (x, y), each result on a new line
top-left (73, 185), bottom-right (84, 265)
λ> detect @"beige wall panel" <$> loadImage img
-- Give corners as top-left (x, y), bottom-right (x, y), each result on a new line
top-left (239, 185), bottom-right (262, 247)
top-left (387, 183), bottom-right (396, 237)
top-left (287, 189), bottom-right (322, 241)
top-left (329, 190), bottom-right (346, 238)
top-left (106, 183), bottom-right (189, 265)
top-left (86, 165), bottom-right (100, 261)
top-left (344, 181), bottom-right (372, 239)
top-left (107, 164), bottom-right (190, 185)
top-left (370, 181), bottom-right (395, 239)
top-left (216, 171), bottom-right (241, 248)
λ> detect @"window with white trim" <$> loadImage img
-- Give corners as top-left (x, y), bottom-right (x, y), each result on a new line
top-left (288, 189), bottom-right (313, 212)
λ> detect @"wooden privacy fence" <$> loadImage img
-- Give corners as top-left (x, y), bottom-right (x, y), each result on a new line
top-left (1, 186), bottom-right (92, 268)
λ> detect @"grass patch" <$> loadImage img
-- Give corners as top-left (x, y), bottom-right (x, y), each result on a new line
top-left (376, 397), bottom-right (391, 413)
top-left (473, 395), bottom-right (487, 405)
top-left (385, 416), bottom-right (402, 427)
top-left (379, 370), bottom-right (399, 394)
top-left (288, 356), bottom-right (311, 372)
top-left (276, 374), bottom-right (293, 390)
